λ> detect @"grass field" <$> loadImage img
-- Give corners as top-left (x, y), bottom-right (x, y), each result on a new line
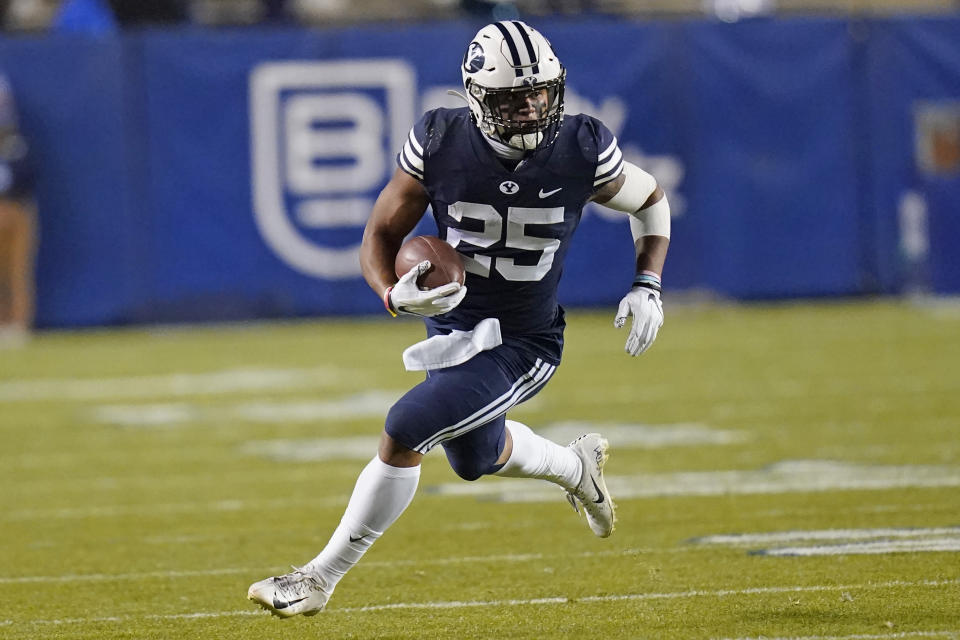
top-left (1, 300), bottom-right (958, 639)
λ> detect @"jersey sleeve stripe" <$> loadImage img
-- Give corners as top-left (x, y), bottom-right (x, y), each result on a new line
top-left (397, 150), bottom-right (424, 181)
top-left (595, 146), bottom-right (622, 178)
top-left (597, 137), bottom-right (619, 163)
top-left (402, 140), bottom-right (425, 172)
top-left (593, 159), bottom-right (624, 187)
top-left (407, 129), bottom-right (424, 158)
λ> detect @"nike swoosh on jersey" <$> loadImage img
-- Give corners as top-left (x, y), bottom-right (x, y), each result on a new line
top-left (273, 596), bottom-right (307, 610)
top-left (349, 534), bottom-right (368, 543)
top-left (538, 187), bottom-right (562, 198)
top-left (590, 476), bottom-right (605, 504)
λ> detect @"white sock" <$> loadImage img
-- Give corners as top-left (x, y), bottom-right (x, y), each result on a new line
top-left (494, 420), bottom-right (582, 489)
top-left (306, 456), bottom-right (420, 591)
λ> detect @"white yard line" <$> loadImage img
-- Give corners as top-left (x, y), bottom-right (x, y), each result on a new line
top-left (692, 527), bottom-right (960, 546)
top-left (8, 464), bottom-right (958, 522)
top-left (755, 537), bottom-right (960, 556)
top-left (719, 631), bottom-right (960, 640)
top-left (0, 568), bottom-right (252, 584)
top-left (236, 422), bottom-right (744, 462)
top-left (363, 546), bottom-right (692, 568)
top-left (428, 460), bottom-right (960, 501)
top-left (690, 527), bottom-right (960, 556)
top-left (538, 421), bottom-right (746, 447)
top-left (0, 548), bottom-right (667, 584)
top-left (0, 496), bottom-right (348, 522)
top-left (0, 367), bottom-right (346, 403)
top-left (4, 578), bottom-right (957, 626)
top-left (93, 392), bottom-right (401, 428)
top-left (333, 577), bottom-right (960, 612)
top-left (753, 503), bottom-right (953, 519)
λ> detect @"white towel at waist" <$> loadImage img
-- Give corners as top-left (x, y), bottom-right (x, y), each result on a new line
top-left (402, 318), bottom-right (502, 371)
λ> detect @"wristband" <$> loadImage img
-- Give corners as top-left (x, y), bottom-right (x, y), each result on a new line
top-left (632, 270), bottom-right (662, 293)
top-left (383, 286), bottom-right (398, 317)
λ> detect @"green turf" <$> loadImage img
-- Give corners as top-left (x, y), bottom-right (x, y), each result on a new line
top-left (1, 300), bottom-right (958, 639)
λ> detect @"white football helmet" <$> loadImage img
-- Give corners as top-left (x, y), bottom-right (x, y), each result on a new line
top-left (461, 21), bottom-right (565, 152)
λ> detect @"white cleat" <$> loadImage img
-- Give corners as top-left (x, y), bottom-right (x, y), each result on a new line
top-left (565, 434), bottom-right (616, 538)
top-left (247, 566), bottom-right (331, 618)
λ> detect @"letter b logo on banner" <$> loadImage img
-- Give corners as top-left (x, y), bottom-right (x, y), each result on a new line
top-left (250, 60), bottom-right (416, 278)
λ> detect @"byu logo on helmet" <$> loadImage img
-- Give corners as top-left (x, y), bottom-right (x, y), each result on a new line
top-left (463, 42), bottom-right (485, 73)
top-left (250, 60), bottom-right (415, 278)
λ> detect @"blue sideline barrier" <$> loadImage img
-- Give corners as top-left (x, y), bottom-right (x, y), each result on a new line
top-left (0, 16), bottom-right (958, 328)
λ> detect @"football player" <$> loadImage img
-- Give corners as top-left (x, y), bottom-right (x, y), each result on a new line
top-left (0, 73), bottom-right (35, 347)
top-left (249, 20), bottom-right (670, 617)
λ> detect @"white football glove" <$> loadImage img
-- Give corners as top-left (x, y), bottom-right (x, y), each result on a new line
top-left (614, 285), bottom-right (664, 356)
top-left (388, 260), bottom-right (467, 317)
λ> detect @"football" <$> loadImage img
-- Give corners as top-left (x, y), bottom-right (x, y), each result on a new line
top-left (395, 235), bottom-right (466, 290)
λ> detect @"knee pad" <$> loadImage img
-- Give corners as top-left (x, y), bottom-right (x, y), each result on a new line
top-left (441, 428), bottom-right (505, 481)
top-left (443, 449), bottom-right (494, 481)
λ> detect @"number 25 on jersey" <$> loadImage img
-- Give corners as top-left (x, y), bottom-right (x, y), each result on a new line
top-left (445, 201), bottom-right (564, 282)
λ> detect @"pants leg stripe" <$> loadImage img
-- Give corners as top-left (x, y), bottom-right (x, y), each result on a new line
top-left (415, 361), bottom-right (554, 453)
top-left (424, 363), bottom-right (555, 449)
top-left (516, 367), bottom-right (553, 405)
top-left (414, 358), bottom-right (546, 451)
top-left (414, 359), bottom-right (556, 453)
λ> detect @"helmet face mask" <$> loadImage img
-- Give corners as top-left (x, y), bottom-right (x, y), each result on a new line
top-left (461, 21), bottom-right (565, 152)
top-left (467, 74), bottom-right (565, 151)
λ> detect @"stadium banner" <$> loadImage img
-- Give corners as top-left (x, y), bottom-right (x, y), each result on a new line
top-left (673, 18), bottom-right (863, 299)
top-left (0, 35), bottom-right (141, 326)
top-left (863, 17), bottom-right (960, 295)
top-left (2, 17), bottom-right (959, 327)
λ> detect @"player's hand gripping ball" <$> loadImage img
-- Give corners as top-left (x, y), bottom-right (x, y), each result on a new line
top-left (395, 235), bottom-right (466, 289)
top-left (387, 236), bottom-right (467, 317)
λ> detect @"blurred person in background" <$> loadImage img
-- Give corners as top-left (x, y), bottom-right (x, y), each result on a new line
top-left (0, 0), bottom-right (60, 30)
top-left (105, 0), bottom-right (187, 25)
top-left (188, 0), bottom-right (279, 26)
top-left (248, 20), bottom-right (671, 618)
top-left (0, 73), bottom-right (36, 346)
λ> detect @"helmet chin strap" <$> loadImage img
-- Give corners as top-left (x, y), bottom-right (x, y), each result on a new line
top-left (480, 123), bottom-right (543, 160)
top-left (482, 133), bottom-right (525, 160)
top-left (507, 132), bottom-right (543, 151)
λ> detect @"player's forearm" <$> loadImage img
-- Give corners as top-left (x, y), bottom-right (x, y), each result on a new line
top-left (360, 169), bottom-right (430, 297)
top-left (634, 234), bottom-right (669, 278)
top-left (360, 229), bottom-right (403, 296)
top-left (629, 187), bottom-right (670, 278)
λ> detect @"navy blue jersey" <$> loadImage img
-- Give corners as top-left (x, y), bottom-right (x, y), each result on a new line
top-left (397, 107), bottom-right (623, 364)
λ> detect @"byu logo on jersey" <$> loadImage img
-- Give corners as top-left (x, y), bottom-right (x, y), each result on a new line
top-left (463, 42), bottom-right (485, 73)
top-left (499, 180), bottom-right (519, 194)
top-left (250, 60), bottom-right (415, 278)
